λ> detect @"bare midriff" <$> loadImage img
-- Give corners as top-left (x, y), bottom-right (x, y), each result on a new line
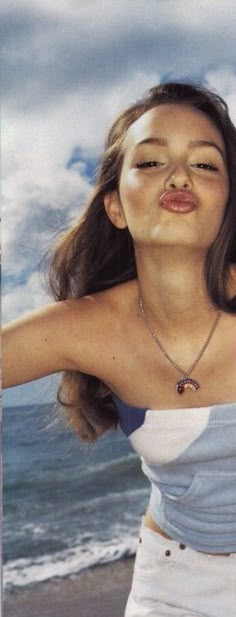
top-left (143, 511), bottom-right (231, 556)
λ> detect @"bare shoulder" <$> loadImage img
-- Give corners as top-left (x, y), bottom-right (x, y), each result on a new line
top-left (63, 279), bottom-right (138, 375)
top-left (68, 279), bottom-right (138, 321)
top-left (2, 284), bottom-right (138, 388)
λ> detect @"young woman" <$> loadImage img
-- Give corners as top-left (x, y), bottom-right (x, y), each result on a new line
top-left (3, 82), bottom-right (236, 616)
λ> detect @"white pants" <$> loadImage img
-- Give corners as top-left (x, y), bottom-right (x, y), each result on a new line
top-left (125, 523), bottom-right (236, 616)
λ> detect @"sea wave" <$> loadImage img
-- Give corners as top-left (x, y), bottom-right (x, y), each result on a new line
top-left (81, 451), bottom-right (139, 476)
top-left (3, 531), bottom-right (139, 591)
top-left (4, 452), bottom-right (140, 493)
top-left (4, 405), bottom-right (147, 593)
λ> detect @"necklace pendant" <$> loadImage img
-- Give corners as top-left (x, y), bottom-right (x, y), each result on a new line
top-left (176, 377), bottom-right (200, 395)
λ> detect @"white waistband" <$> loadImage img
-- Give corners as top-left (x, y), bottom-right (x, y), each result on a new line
top-left (139, 519), bottom-right (236, 563)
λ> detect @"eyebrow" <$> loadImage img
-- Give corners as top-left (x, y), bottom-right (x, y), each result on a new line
top-left (135, 137), bottom-right (225, 162)
top-left (189, 139), bottom-right (225, 161)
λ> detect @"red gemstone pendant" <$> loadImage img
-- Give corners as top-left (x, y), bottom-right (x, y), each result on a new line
top-left (176, 378), bottom-right (200, 394)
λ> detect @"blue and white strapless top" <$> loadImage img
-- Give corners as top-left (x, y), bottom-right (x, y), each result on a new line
top-left (112, 395), bottom-right (236, 554)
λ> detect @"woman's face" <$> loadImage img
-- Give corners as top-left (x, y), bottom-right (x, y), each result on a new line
top-left (105, 104), bottom-right (229, 252)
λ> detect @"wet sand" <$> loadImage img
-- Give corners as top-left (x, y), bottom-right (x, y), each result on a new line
top-left (3, 557), bottom-right (134, 617)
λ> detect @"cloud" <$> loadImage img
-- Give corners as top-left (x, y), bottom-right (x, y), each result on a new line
top-left (205, 65), bottom-right (236, 124)
top-left (2, 271), bottom-right (50, 323)
top-left (2, 68), bottom-right (160, 322)
top-left (2, 0), bottom-right (236, 324)
top-left (2, 0), bottom-right (236, 112)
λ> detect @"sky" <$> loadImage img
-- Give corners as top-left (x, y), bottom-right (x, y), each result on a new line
top-left (2, 0), bottom-right (236, 406)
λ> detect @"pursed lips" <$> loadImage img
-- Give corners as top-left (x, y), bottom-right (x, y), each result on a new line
top-left (159, 189), bottom-right (198, 207)
top-left (159, 190), bottom-right (198, 213)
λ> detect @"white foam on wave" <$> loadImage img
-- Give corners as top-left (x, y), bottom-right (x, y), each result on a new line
top-left (3, 532), bottom-right (139, 590)
top-left (79, 486), bottom-right (149, 510)
top-left (4, 522), bottom-right (47, 542)
top-left (80, 452), bottom-right (139, 477)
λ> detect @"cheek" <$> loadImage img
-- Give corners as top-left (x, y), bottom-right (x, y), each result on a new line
top-left (216, 186), bottom-right (229, 221)
top-left (119, 174), bottom-right (141, 209)
top-left (119, 169), bottom-right (155, 207)
top-left (203, 185), bottom-right (229, 241)
top-left (205, 177), bottom-right (229, 213)
top-left (219, 176), bottom-right (230, 202)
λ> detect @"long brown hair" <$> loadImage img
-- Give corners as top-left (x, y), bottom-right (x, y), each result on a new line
top-left (48, 82), bottom-right (236, 440)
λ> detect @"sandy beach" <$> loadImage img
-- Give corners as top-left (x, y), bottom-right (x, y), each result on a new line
top-left (3, 557), bottom-right (134, 617)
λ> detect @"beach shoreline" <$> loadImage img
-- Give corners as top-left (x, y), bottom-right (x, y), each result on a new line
top-left (3, 557), bottom-right (134, 617)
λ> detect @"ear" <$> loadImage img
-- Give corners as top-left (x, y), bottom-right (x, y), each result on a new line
top-left (104, 191), bottom-right (127, 229)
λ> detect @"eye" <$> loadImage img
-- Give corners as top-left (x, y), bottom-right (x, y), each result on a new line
top-left (136, 161), bottom-right (163, 169)
top-left (192, 163), bottom-right (219, 172)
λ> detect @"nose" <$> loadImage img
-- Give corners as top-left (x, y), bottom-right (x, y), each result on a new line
top-left (165, 164), bottom-right (193, 190)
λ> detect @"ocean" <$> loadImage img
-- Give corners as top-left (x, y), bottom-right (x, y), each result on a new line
top-left (3, 404), bottom-right (150, 591)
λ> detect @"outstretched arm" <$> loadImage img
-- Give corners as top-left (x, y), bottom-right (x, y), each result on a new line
top-left (2, 301), bottom-right (82, 388)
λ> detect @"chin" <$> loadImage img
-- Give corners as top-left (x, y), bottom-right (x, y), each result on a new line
top-left (150, 230), bottom-right (202, 247)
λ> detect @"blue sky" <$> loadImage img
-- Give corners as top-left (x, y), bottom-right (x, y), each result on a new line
top-left (2, 0), bottom-right (236, 405)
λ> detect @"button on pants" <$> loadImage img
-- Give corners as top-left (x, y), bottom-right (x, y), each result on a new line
top-left (125, 523), bottom-right (236, 616)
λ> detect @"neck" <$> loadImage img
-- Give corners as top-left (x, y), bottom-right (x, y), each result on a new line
top-left (135, 247), bottom-right (219, 339)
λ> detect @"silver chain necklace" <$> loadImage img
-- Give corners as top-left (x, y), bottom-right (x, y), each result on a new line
top-left (138, 294), bottom-right (222, 395)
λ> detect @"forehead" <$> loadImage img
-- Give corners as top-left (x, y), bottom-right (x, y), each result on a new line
top-left (123, 104), bottom-right (225, 151)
